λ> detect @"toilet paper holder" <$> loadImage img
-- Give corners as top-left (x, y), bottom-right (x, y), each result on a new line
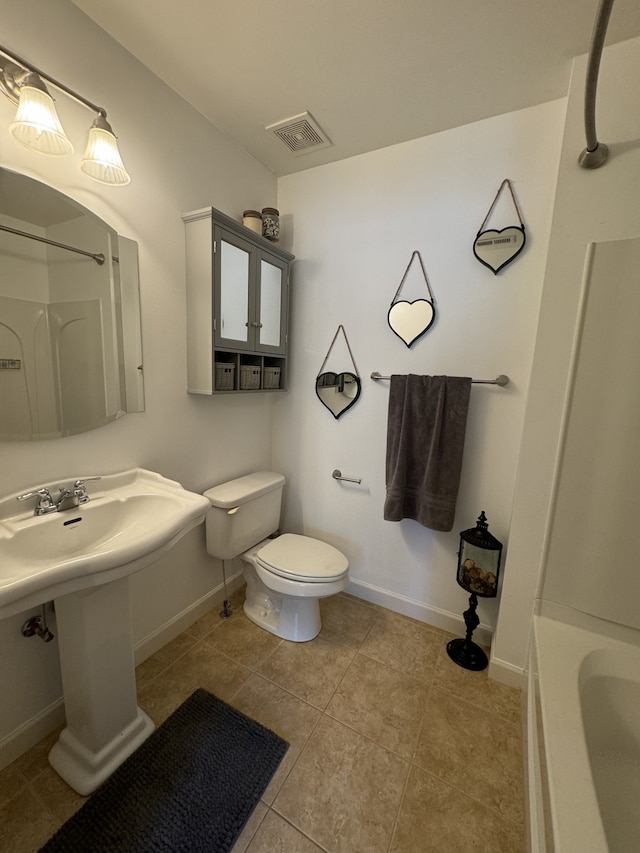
top-left (332, 469), bottom-right (362, 485)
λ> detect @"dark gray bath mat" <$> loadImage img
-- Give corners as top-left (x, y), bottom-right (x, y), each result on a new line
top-left (39, 688), bottom-right (288, 853)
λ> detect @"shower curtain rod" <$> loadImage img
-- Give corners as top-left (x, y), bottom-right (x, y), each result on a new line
top-left (370, 371), bottom-right (509, 386)
top-left (579, 0), bottom-right (615, 169)
top-left (0, 223), bottom-right (106, 265)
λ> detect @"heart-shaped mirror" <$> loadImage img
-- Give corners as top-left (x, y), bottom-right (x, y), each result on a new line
top-left (473, 226), bottom-right (526, 275)
top-left (316, 371), bottom-right (361, 419)
top-left (387, 299), bottom-right (435, 348)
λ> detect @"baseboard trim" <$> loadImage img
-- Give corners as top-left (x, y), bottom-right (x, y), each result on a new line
top-left (0, 570), bottom-right (245, 772)
top-left (0, 699), bottom-right (65, 771)
top-left (345, 577), bottom-right (493, 647)
top-left (133, 569), bottom-right (244, 665)
top-left (488, 654), bottom-right (526, 689)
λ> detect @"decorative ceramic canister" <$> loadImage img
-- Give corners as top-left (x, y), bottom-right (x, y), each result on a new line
top-left (242, 210), bottom-right (262, 234)
top-left (261, 207), bottom-right (280, 241)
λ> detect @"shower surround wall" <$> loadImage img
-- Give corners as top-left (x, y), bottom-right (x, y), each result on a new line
top-left (493, 34), bottom-right (640, 677)
top-left (274, 99), bottom-right (565, 660)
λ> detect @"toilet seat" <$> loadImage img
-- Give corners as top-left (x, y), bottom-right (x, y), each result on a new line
top-left (256, 533), bottom-right (348, 583)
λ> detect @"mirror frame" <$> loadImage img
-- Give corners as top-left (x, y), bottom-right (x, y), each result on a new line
top-left (315, 371), bottom-right (362, 419)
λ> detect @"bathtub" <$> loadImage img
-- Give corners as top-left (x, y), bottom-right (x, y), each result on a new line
top-left (527, 605), bottom-right (640, 853)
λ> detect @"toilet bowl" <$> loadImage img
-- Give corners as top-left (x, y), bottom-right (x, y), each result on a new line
top-left (203, 472), bottom-right (349, 641)
top-left (241, 533), bottom-right (349, 641)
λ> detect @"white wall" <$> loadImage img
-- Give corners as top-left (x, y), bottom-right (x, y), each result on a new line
top-left (493, 36), bottom-right (640, 676)
top-left (273, 100), bottom-right (565, 642)
top-left (0, 0), bottom-right (279, 763)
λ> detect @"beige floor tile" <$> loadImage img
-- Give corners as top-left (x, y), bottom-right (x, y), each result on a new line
top-left (13, 729), bottom-right (60, 781)
top-left (319, 594), bottom-right (379, 648)
top-left (326, 653), bottom-right (428, 758)
top-left (231, 801), bottom-right (268, 853)
top-left (246, 809), bottom-right (325, 852)
top-left (390, 765), bottom-right (526, 853)
top-left (274, 715), bottom-right (409, 853)
top-left (0, 759), bottom-right (27, 809)
top-left (3, 595), bottom-right (529, 853)
top-left (258, 636), bottom-right (356, 709)
top-left (433, 649), bottom-right (522, 724)
top-left (204, 610), bottom-right (282, 670)
top-left (135, 631), bottom-right (199, 691)
top-left (186, 595), bottom-right (243, 640)
top-left (232, 674), bottom-right (321, 804)
top-left (359, 611), bottom-right (443, 682)
top-left (32, 764), bottom-right (86, 824)
top-left (0, 786), bottom-right (60, 853)
top-left (137, 642), bottom-right (252, 724)
top-left (413, 687), bottom-right (525, 825)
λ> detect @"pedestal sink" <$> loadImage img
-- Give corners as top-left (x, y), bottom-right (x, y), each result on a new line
top-left (0, 468), bottom-right (210, 794)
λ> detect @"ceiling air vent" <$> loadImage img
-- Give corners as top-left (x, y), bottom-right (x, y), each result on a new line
top-left (266, 112), bottom-right (332, 156)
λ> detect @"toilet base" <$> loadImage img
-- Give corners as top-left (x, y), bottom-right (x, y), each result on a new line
top-left (243, 595), bottom-right (321, 642)
top-left (240, 541), bottom-right (348, 642)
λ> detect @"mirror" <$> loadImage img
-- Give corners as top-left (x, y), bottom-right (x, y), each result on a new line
top-left (219, 238), bottom-right (249, 343)
top-left (0, 168), bottom-right (144, 440)
top-left (387, 250), bottom-right (436, 348)
top-left (259, 258), bottom-right (282, 347)
top-left (316, 371), bottom-right (361, 419)
top-left (387, 299), bottom-right (435, 348)
top-left (472, 226), bottom-right (526, 275)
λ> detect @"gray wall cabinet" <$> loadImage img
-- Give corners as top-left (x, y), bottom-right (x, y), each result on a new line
top-left (183, 206), bottom-right (294, 393)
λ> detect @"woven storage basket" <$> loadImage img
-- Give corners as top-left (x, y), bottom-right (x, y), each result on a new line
top-left (263, 366), bottom-right (281, 389)
top-left (240, 365), bottom-right (261, 390)
top-left (214, 362), bottom-right (235, 391)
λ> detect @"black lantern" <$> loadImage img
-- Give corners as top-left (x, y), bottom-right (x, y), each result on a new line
top-left (446, 511), bottom-right (502, 671)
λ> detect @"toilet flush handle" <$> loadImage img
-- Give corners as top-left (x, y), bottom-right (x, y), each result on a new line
top-left (227, 506), bottom-right (240, 515)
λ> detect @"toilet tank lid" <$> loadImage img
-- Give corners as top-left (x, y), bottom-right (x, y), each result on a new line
top-left (204, 471), bottom-right (285, 508)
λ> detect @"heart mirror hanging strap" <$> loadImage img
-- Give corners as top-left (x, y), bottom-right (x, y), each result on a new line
top-left (473, 178), bottom-right (526, 275)
top-left (315, 325), bottom-right (362, 420)
top-left (387, 250), bottom-right (436, 348)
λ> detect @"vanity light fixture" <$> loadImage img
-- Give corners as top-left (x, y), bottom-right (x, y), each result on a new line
top-left (0, 44), bottom-right (130, 186)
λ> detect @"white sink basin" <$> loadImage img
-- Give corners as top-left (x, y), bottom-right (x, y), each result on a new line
top-left (0, 468), bottom-right (210, 619)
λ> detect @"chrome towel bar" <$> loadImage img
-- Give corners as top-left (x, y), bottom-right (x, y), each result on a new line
top-left (370, 371), bottom-right (509, 386)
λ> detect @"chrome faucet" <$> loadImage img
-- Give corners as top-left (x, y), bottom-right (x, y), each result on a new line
top-left (17, 477), bottom-right (101, 515)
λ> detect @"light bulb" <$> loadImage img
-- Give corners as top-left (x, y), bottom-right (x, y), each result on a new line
top-left (80, 113), bottom-right (130, 186)
top-left (9, 72), bottom-right (73, 156)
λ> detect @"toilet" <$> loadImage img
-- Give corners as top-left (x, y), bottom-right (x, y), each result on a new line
top-left (203, 472), bottom-right (349, 641)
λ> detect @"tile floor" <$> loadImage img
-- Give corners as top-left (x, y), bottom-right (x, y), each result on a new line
top-left (0, 591), bottom-right (526, 852)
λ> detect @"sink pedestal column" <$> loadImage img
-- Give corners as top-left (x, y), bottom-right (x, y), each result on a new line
top-left (49, 577), bottom-right (155, 795)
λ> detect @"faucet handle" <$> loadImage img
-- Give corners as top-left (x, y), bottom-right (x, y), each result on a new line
top-left (17, 488), bottom-right (54, 514)
top-left (73, 476), bottom-right (101, 502)
top-left (73, 477), bottom-right (101, 489)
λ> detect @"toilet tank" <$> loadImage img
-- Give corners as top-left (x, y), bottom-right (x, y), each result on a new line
top-left (203, 471), bottom-right (285, 560)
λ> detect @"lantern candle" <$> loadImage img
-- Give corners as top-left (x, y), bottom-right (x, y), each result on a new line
top-left (446, 511), bottom-right (503, 671)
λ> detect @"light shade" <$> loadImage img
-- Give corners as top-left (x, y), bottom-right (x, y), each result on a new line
top-left (9, 72), bottom-right (73, 156)
top-left (81, 113), bottom-right (130, 186)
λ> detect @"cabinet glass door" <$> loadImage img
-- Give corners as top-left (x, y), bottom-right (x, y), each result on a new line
top-left (259, 259), bottom-right (282, 347)
top-left (258, 256), bottom-right (287, 352)
top-left (218, 237), bottom-right (249, 346)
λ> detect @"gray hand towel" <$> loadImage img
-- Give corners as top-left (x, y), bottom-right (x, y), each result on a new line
top-left (384, 374), bottom-right (472, 531)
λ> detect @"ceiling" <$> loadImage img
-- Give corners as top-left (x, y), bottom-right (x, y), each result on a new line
top-left (71, 0), bottom-right (640, 177)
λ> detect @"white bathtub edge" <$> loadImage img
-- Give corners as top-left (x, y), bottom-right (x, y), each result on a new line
top-left (530, 609), bottom-right (640, 853)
